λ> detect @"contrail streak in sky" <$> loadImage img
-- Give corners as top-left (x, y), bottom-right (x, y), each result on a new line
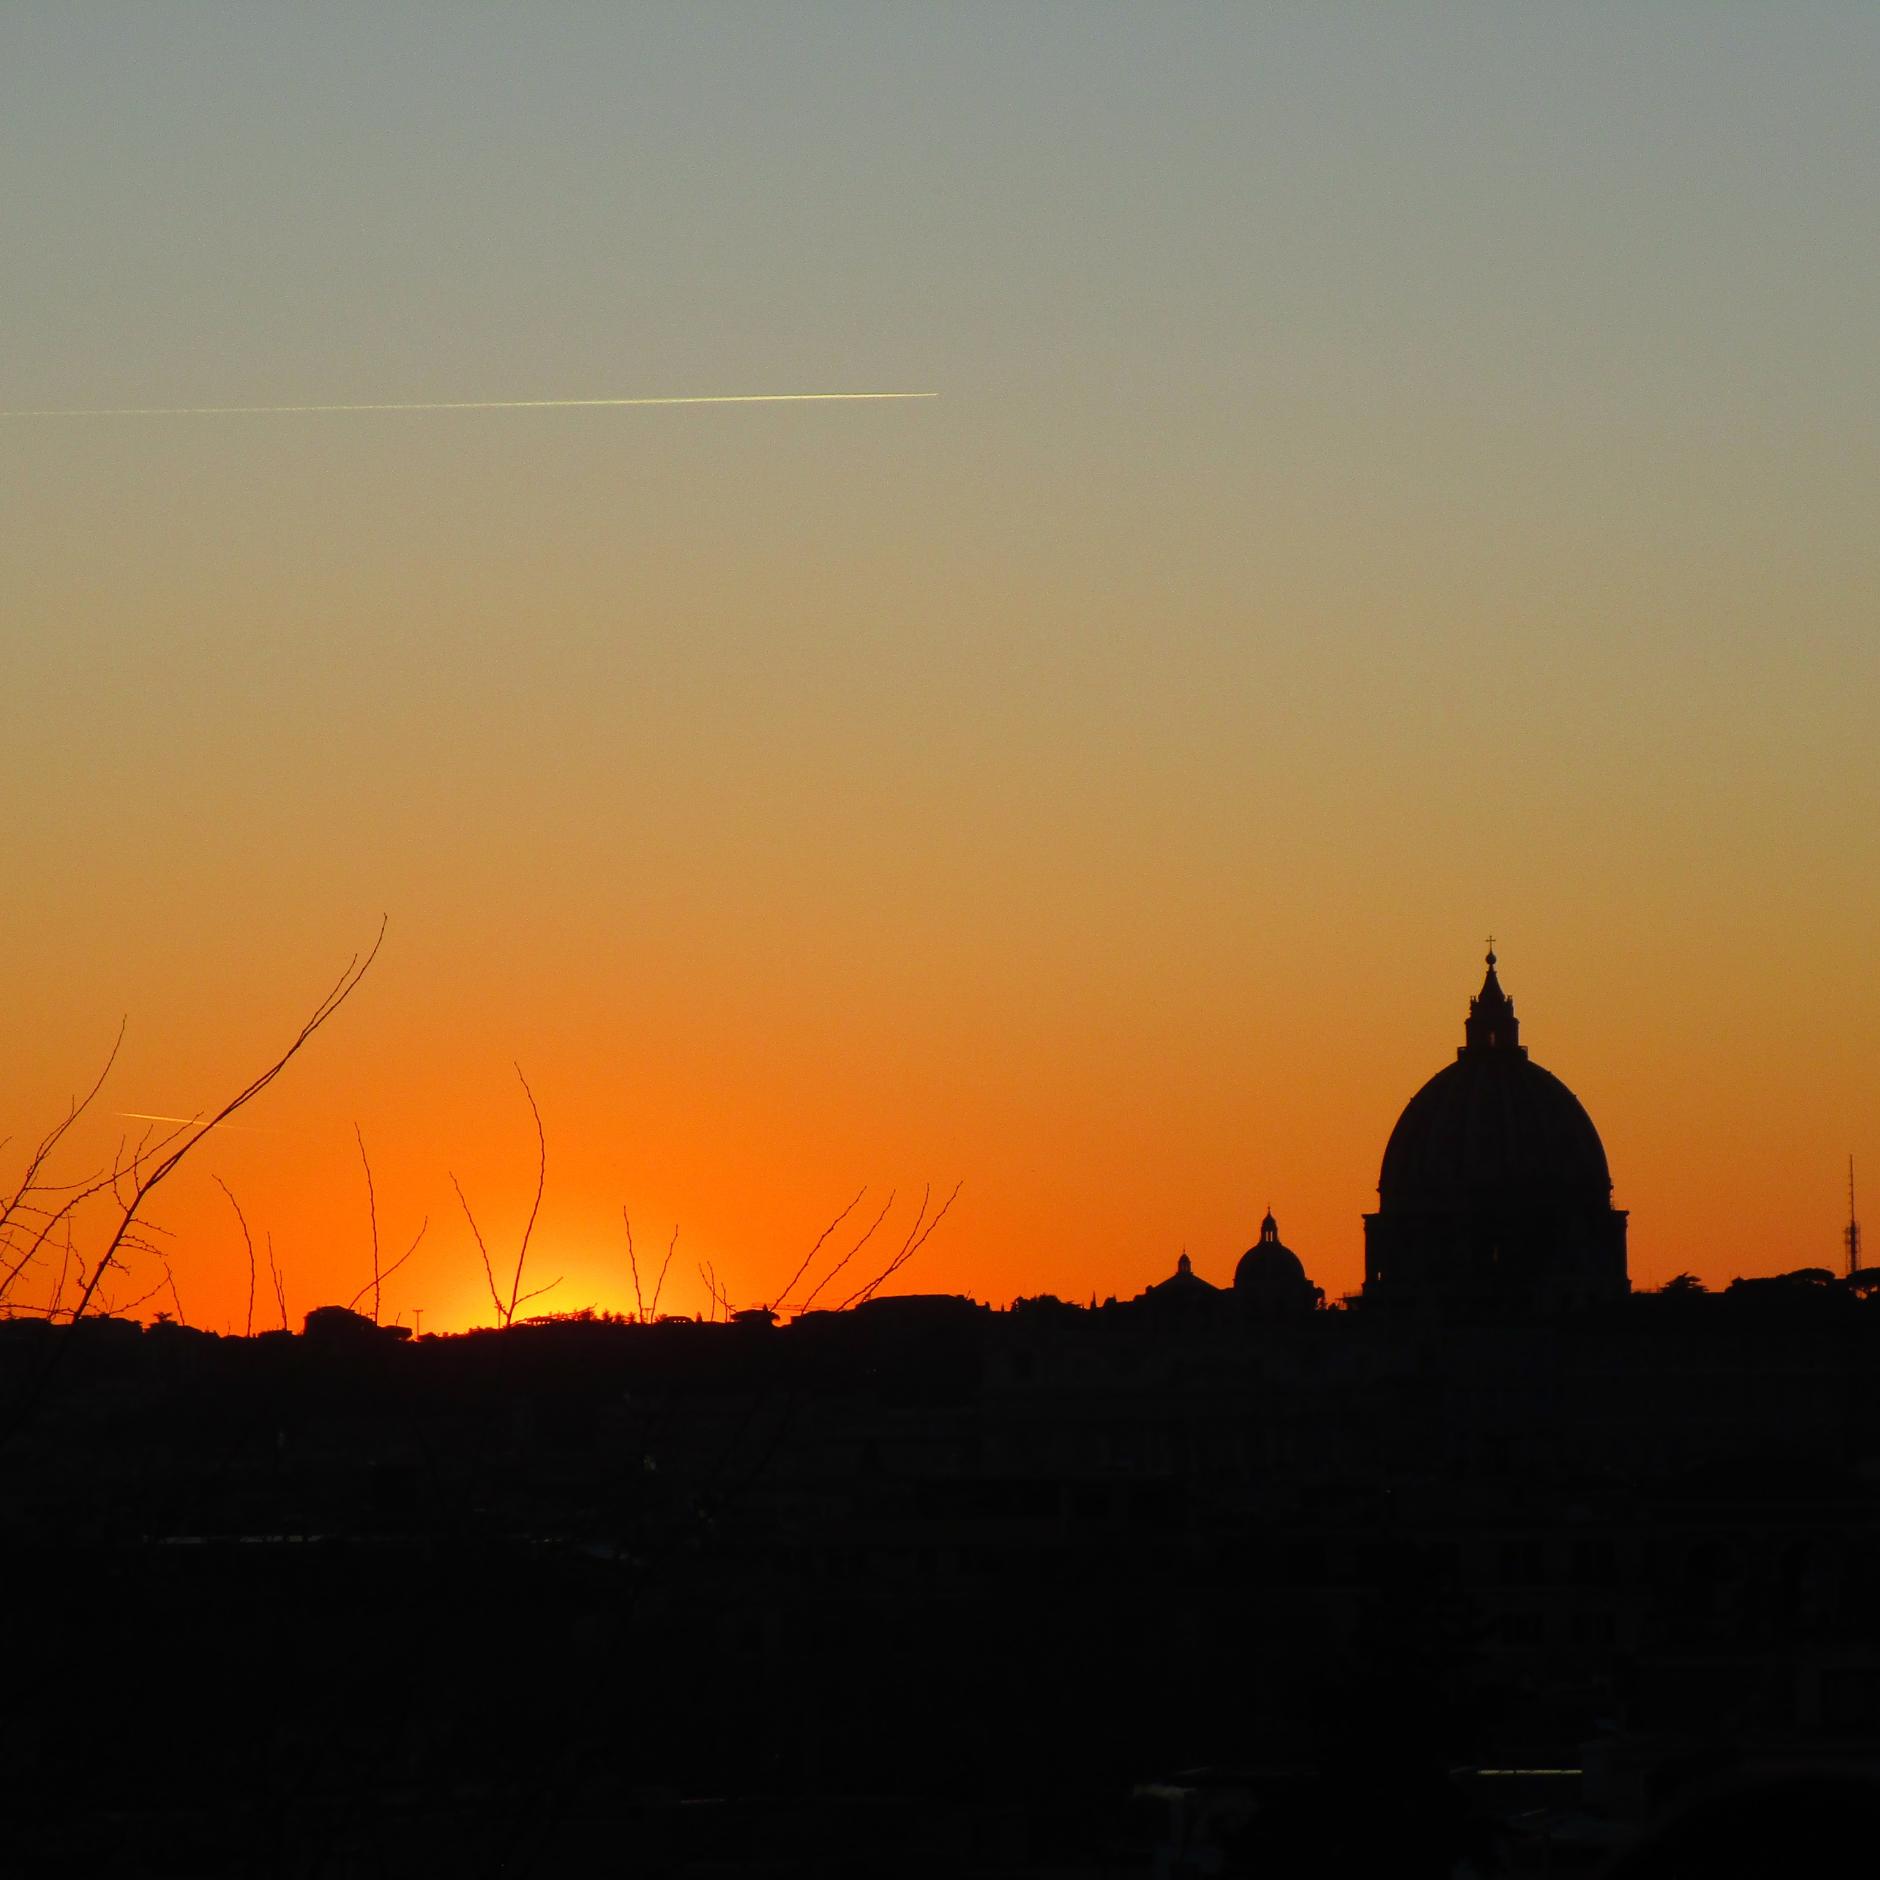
top-left (116, 1112), bottom-right (275, 1133)
top-left (1, 391), bottom-right (938, 418)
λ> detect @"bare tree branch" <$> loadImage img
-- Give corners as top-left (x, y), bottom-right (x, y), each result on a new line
top-left (379, 1216), bottom-right (428, 1296)
top-left (697, 1260), bottom-right (730, 1322)
top-left (214, 1177), bottom-right (257, 1339)
top-left (451, 1175), bottom-right (504, 1324)
top-left (355, 1123), bottom-right (381, 1325)
top-left (769, 1186), bottom-right (866, 1313)
top-left (56, 918), bottom-right (386, 1336)
top-left (163, 1265), bottom-right (187, 1328)
top-left (115, 1275), bottom-right (167, 1318)
top-left (799, 1190), bottom-right (896, 1313)
top-left (841, 1180), bottom-right (964, 1309)
top-left (267, 1232), bottom-right (288, 1331)
top-left (0, 1165), bottom-right (119, 1306)
top-left (0, 922), bottom-right (385, 1449)
top-left (623, 1208), bottom-right (644, 1322)
top-left (48, 1220), bottom-right (73, 1322)
top-left (0, 1018), bottom-right (124, 1250)
top-left (505, 1067), bottom-right (547, 1326)
top-left (347, 1217), bottom-right (427, 1316)
top-left (512, 1275), bottom-right (563, 1314)
top-left (451, 1066), bottom-right (549, 1329)
top-left (836, 1184), bottom-right (929, 1311)
top-left (651, 1223), bottom-right (678, 1318)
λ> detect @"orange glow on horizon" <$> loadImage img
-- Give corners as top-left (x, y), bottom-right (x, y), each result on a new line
top-left (4, 928), bottom-right (1869, 1335)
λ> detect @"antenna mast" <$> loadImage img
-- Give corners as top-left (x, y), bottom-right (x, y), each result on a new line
top-left (1847, 1157), bottom-right (1862, 1278)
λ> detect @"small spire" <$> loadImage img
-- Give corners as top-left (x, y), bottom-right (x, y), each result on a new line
top-left (1848, 1156), bottom-right (1863, 1278)
top-left (1260, 1209), bottom-right (1279, 1243)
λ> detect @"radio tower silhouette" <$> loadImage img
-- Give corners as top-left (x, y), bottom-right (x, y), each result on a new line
top-left (1846, 1157), bottom-right (1862, 1278)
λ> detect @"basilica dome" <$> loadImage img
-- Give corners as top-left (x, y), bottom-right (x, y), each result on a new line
top-left (1362, 950), bottom-right (1628, 1310)
top-left (1378, 963), bottom-right (1613, 1213)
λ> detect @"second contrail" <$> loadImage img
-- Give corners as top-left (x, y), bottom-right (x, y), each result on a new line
top-left (1, 391), bottom-right (938, 419)
top-left (115, 1112), bottom-right (276, 1133)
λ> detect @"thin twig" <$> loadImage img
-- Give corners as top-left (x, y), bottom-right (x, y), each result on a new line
top-left (504, 1066), bottom-right (547, 1325)
top-left (214, 1177), bottom-right (256, 1339)
top-left (355, 1124), bottom-right (380, 1325)
top-left (0, 1167), bottom-right (118, 1305)
top-left (697, 1260), bottom-right (730, 1322)
top-left (856, 1180), bottom-right (963, 1302)
top-left (651, 1224), bottom-right (678, 1318)
top-left (47, 1219), bottom-right (74, 1321)
top-left (623, 1209), bottom-right (644, 1321)
top-left (380, 1217), bottom-right (427, 1296)
top-left (115, 1275), bottom-right (167, 1318)
top-left (838, 1184), bottom-right (930, 1310)
top-left (770, 1186), bottom-right (866, 1313)
top-left (267, 1232), bottom-right (288, 1331)
top-left (0, 1019), bottom-right (124, 1250)
top-left (452, 1066), bottom-right (548, 1327)
top-left (347, 1218), bottom-right (427, 1315)
top-left (841, 1180), bottom-right (964, 1309)
top-left (451, 1175), bottom-right (504, 1324)
top-left (800, 1190), bottom-right (896, 1313)
top-left (512, 1275), bottom-right (563, 1317)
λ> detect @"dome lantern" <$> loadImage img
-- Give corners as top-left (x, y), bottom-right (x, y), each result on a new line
top-left (1462, 943), bottom-right (1523, 1058)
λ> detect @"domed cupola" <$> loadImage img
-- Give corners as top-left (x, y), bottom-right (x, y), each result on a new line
top-left (1363, 948), bottom-right (1628, 1311)
top-left (1134, 1250), bottom-right (1221, 1311)
top-left (1233, 1211), bottom-right (1322, 1315)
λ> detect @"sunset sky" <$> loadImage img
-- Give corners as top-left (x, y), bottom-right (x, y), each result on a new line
top-left (4, 5), bottom-right (1876, 1331)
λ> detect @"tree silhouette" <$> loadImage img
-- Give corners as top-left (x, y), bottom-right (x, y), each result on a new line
top-left (1, 920), bottom-right (385, 1436)
top-left (451, 1065), bottom-right (559, 1327)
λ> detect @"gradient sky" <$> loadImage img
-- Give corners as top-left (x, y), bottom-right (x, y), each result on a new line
top-left (4, 4), bottom-right (1876, 1330)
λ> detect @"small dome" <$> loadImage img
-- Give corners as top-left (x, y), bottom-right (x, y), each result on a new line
top-left (1234, 1211), bottom-right (1319, 1311)
top-left (1136, 1250), bottom-right (1219, 1307)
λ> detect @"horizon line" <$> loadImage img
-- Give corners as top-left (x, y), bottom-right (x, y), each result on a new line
top-left (0, 391), bottom-right (940, 419)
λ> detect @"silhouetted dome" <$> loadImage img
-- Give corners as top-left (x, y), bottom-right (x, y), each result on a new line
top-left (1377, 952), bottom-right (1612, 1213)
top-left (1136, 1251), bottom-right (1219, 1307)
top-left (1234, 1212), bottom-right (1307, 1291)
top-left (1233, 1212), bottom-right (1321, 1313)
top-left (1363, 949), bottom-right (1628, 1310)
